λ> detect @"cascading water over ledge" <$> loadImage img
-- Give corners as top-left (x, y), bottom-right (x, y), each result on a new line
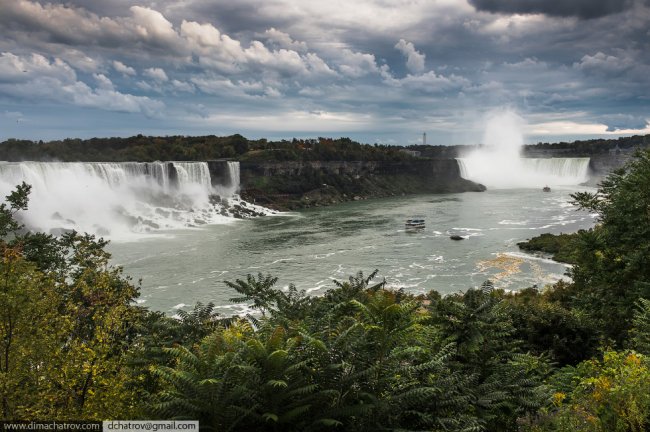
top-left (456, 157), bottom-right (591, 188)
top-left (0, 161), bottom-right (272, 240)
top-left (457, 110), bottom-right (591, 189)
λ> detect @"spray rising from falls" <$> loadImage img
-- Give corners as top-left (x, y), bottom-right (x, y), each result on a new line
top-left (0, 161), bottom-right (271, 240)
top-left (456, 111), bottom-right (590, 188)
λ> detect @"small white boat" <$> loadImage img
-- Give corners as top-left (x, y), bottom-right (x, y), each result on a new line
top-left (406, 218), bottom-right (425, 230)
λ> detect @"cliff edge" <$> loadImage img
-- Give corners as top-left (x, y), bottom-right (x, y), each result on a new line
top-left (220, 159), bottom-right (485, 210)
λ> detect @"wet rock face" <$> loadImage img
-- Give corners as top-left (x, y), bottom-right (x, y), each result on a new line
top-left (237, 159), bottom-right (485, 210)
top-left (209, 194), bottom-right (270, 219)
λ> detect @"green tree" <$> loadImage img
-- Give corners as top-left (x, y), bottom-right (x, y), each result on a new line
top-left (0, 184), bottom-right (142, 419)
top-left (570, 149), bottom-right (650, 343)
top-left (548, 351), bottom-right (650, 432)
top-left (430, 282), bottom-right (551, 430)
top-left (630, 298), bottom-right (650, 355)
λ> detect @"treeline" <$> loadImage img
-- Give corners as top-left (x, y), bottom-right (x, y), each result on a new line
top-left (3, 133), bottom-right (648, 163)
top-left (525, 134), bottom-right (650, 156)
top-left (0, 135), bottom-right (413, 162)
top-left (406, 134), bottom-right (650, 158)
top-left (2, 150), bottom-right (650, 429)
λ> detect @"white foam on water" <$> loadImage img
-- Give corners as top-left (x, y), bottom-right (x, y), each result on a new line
top-left (0, 160), bottom-right (274, 240)
top-left (503, 251), bottom-right (572, 267)
top-left (271, 258), bottom-right (296, 264)
top-left (499, 220), bottom-right (530, 225)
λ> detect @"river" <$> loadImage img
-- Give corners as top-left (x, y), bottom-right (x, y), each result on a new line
top-left (108, 186), bottom-right (596, 315)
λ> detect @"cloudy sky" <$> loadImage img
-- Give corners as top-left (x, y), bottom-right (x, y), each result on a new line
top-left (1, 0), bottom-right (649, 145)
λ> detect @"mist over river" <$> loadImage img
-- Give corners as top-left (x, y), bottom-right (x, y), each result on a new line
top-left (108, 186), bottom-right (596, 315)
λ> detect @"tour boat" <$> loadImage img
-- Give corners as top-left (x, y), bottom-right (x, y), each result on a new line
top-left (543, 186), bottom-right (551, 192)
top-left (405, 218), bottom-right (425, 230)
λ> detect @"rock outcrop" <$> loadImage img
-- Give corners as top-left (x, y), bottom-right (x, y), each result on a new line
top-left (222, 159), bottom-right (485, 210)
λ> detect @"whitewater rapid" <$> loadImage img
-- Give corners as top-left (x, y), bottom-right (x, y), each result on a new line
top-left (0, 161), bottom-right (269, 240)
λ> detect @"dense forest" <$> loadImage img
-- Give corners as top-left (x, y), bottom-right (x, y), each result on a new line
top-left (409, 134), bottom-right (650, 158)
top-left (2, 133), bottom-right (649, 163)
top-left (523, 134), bottom-right (650, 156)
top-left (2, 150), bottom-right (650, 430)
top-left (0, 135), bottom-right (414, 162)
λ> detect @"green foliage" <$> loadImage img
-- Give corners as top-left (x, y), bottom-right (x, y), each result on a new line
top-left (539, 351), bottom-right (650, 432)
top-left (0, 185), bottom-right (141, 419)
top-left (524, 134), bottom-right (650, 156)
top-left (568, 149), bottom-right (650, 343)
top-left (4, 143), bottom-right (650, 429)
top-left (517, 232), bottom-right (583, 264)
top-left (4, 133), bottom-right (648, 162)
top-left (630, 298), bottom-right (650, 355)
top-left (226, 273), bottom-right (312, 323)
top-left (0, 182), bottom-right (30, 237)
top-left (0, 135), bottom-right (415, 163)
top-left (151, 273), bottom-right (552, 431)
top-left (505, 287), bottom-right (600, 365)
top-left (430, 282), bottom-right (551, 430)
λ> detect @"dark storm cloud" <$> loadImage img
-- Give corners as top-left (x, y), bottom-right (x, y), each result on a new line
top-left (601, 114), bottom-right (649, 131)
top-left (468, 0), bottom-right (635, 19)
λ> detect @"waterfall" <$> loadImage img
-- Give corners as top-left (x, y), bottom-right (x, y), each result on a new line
top-left (456, 157), bottom-right (590, 188)
top-left (522, 158), bottom-right (590, 182)
top-left (227, 161), bottom-right (240, 194)
top-left (0, 161), bottom-right (250, 239)
top-left (456, 110), bottom-right (590, 189)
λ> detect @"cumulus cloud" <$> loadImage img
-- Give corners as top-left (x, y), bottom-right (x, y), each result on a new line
top-left (468, 0), bottom-right (634, 19)
top-left (263, 27), bottom-right (308, 52)
top-left (573, 52), bottom-right (635, 76)
top-left (170, 79), bottom-right (195, 93)
top-left (93, 73), bottom-right (114, 90)
top-left (384, 70), bottom-right (469, 93)
top-left (0, 1), bottom-right (186, 54)
top-left (112, 60), bottom-right (136, 76)
top-left (1, 0), bottom-right (649, 143)
top-left (304, 53), bottom-right (337, 77)
top-left (335, 49), bottom-right (381, 78)
top-left (68, 81), bottom-right (164, 116)
top-left (394, 39), bottom-right (426, 73)
top-left (0, 0), bottom-right (125, 45)
top-left (143, 67), bottom-right (169, 82)
top-left (180, 20), bottom-right (224, 48)
top-left (128, 6), bottom-right (185, 52)
top-left (180, 19), bottom-right (333, 79)
top-left (0, 52), bottom-right (163, 116)
top-left (0, 52), bottom-right (76, 83)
